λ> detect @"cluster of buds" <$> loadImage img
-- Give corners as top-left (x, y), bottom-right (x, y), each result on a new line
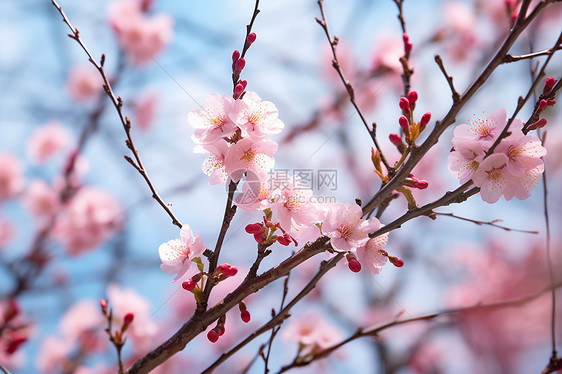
top-left (207, 315), bottom-right (226, 343)
top-left (182, 264), bottom-right (238, 297)
top-left (393, 91), bottom-right (431, 144)
top-left (100, 298), bottom-right (134, 350)
top-left (231, 32), bottom-right (257, 99)
top-left (527, 77), bottom-right (557, 131)
top-left (245, 213), bottom-right (298, 247)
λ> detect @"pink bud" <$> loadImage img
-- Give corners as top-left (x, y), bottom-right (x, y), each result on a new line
top-left (415, 180), bottom-right (429, 189)
top-left (389, 256), bottom-right (404, 267)
top-left (207, 330), bottom-right (219, 343)
top-left (182, 279), bottom-right (196, 291)
top-left (124, 313), bottom-right (134, 325)
top-left (545, 76), bottom-right (556, 91)
top-left (240, 309), bottom-right (251, 323)
top-left (402, 33), bottom-right (409, 43)
top-left (217, 263), bottom-right (238, 277)
top-left (399, 116), bottom-right (410, 134)
top-left (235, 58), bottom-right (246, 74)
top-left (100, 299), bottom-right (108, 313)
top-left (245, 223), bottom-right (262, 234)
top-left (219, 326), bottom-right (226, 336)
top-left (527, 118), bottom-right (547, 131)
top-left (389, 133), bottom-right (402, 146)
top-left (399, 97), bottom-right (410, 112)
top-left (277, 235), bottom-right (291, 246)
top-left (420, 112), bottom-right (431, 129)
top-left (253, 232), bottom-right (264, 243)
top-left (407, 91), bottom-right (418, 104)
top-left (240, 80), bottom-right (248, 89)
top-left (234, 83), bottom-right (245, 99)
top-left (539, 100), bottom-right (548, 111)
top-left (405, 42), bottom-right (413, 56)
top-left (348, 258), bottom-right (362, 273)
top-left (246, 32), bottom-right (257, 46)
top-left (232, 50), bottom-right (240, 63)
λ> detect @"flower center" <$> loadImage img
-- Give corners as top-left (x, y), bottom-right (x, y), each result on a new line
top-left (241, 150), bottom-right (255, 162)
top-left (339, 225), bottom-right (353, 239)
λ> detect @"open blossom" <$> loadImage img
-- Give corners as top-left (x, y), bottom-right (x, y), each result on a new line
top-left (322, 203), bottom-right (380, 251)
top-left (356, 233), bottom-right (389, 274)
top-left (225, 137), bottom-right (277, 182)
top-left (0, 152), bottom-right (24, 201)
top-left (66, 65), bottom-right (102, 102)
top-left (23, 180), bottom-right (59, 219)
top-left (270, 175), bottom-right (317, 232)
top-left (449, 109), bottom-right (546, 203)
top-left (159, 224), bottom-right (205, 282)
top-left (189, 94), bottom-right (238, 144)
top-left (26, 121), bottom-right (71, 164)
top-left (108, 0), bottom-right (173, 65)
top-left (230, 92), bottom-right (284, 138)
top-left (54, 187), bottom-right (123, 255)
top-left (195, 140), bottom-right (230, 185)
top-left (59, 300), bottom-right (105, 352)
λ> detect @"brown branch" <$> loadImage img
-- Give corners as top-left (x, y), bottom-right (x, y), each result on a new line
top-left (232, 0), bottom-right (260, 89)
top-left (315, 0), bottom-right (391, 172)
top-left (201, 254), bottom-right (343, 374)
top-left (126, 237), bottom-right (331, 374)
top-left (392, 0), bottom-right (414, 97)
top-left (278, 279), bottom-right (562, 373)
top-left (51, 0), bottom-right (182, 229)
top-left (361, 0), bottom-right (557, 216)
top-left (435, 212), bottom-right (539, 234)
top-left (434, 55), bottom-right (460, 103)
top-left (503, 44), bottom-right (562, 63)
top-left (0, 362), bottom-right (12, 374)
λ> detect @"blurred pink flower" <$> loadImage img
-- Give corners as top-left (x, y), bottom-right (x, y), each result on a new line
top-left (36, 336), bottom-right (74, 373)
top-left (66, 65), bottom-right (102, 102)
top-left (0, 152), bottom-right (24, 201)
top-left (133, 91), bottom-right (158, 131)
top-left (159, 224), bottom-right (206, 282)
top-left (282, 312), bottom-right (343, 353)
top-left (26, 121), bottom-right (71, 164)
top-left (59, 300), bottom-right (105, 352)
top-left (108, 0), bottom-right (174, 65)
top-left (0, 218), bottom-right (14, 248)
top-left (106, 283), bottom-right (158, 353)
top-left (23, 179), bottom-right (59, 220)
top-left (54, 187), bottom-right (123, 255)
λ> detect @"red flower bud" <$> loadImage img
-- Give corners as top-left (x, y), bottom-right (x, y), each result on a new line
top-left (415, 180), bottom-right (429, 189)
top-left (389, 133), bottom-right (403, 146)
top-left (407, 91), bottom-right (418, 104)
top-left (399, 97), bottom-right (410, 112)
top-left (182, 279), bottom-right (196, 291)
top-left (348, 258), bottom-right (362, 273)
top-left (234, 83), bottom-right (245, 99)
top-left (235, 58), bottom-right (246, 74)
top-left (389, 256), bottom-right (404, 267)
top-left (6, 337), bottom-right (27, 355)
top-left (538, 99), bottom-right (548, 111)
top-left (207, 330), bottom-right (219, 343)
top-left (241, 309), bottom-right (251, 323)
top-left (399, 116), bottom-right (410, 134)
top-left (420, 112), bottom-right (431, 130)
top-left (405, 42), bottom-right (413, 56)
top-left (246, 32), bottom-right (257, 46)
top-left (232, 50), bottom-right (240, 63)
top-left (124, 313), bottom-right (134, 325)
top-left (245, 223), bottom-right (262, 234)
top-left (217, 263), bottom-right (238, 277)
top-left (545, 76), bottom-right (556, 91)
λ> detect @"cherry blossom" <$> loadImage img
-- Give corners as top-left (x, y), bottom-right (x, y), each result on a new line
top-left (230, 91), bottom-right (284, 138)
top-left (225, 137), bottom-right (277, 182)
top-left (356, 233), bottom-right (389, 274)
top-left (36, 336), bottom-right (74, 373)
top-left (452, 109), bottom-right (506, 147)
top-left (0, 152), bottom-right (24, 201)
top-left (322, 203), bottom-right (380, 251)
top-left (59, 300), bottom-right (106, 352)
top-left (54, 187), bottom-right (124, 255)
top-left (108, 0), bottom-right (173, 65)
top-left (270, 175), bottom-right (317, 232)
top-left (159, 224), bottom-right (206, 282)
top-left (282, 312), bottom-right (343, 354)
top-left (195, 140), bottom-right (230, 185)
top-left (133, 91), bottom-right (158, 131)
top-left (447, 138), bottom-right (484, 184)
top-left (189, 94), bottom-right (238, 144)
top-left (66, 65), bottom-right (102, 102)
top-left (472, 153), bottom-right (514, 203)
top-left (26, 121), bottom-right (71, 164)
top-left (23, 179), bottom-right (59, 220)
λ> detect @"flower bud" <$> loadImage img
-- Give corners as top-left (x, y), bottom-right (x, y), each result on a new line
top-left (407, 91), bottom-right (418, 104)
top-left (217, 263), bottom-right (238, 277)
top-left (420, 112), bottom-right (431, 131)
top-left (389, 133), bottom-right (403, 147)
top-left (232, 50), bottom-right (240, 63)
top-left (399, 116), bottom-right (410, 135)
top-left (348, 258), bottom-right (362, 273)
top-left (100, 299), bottom-right (108, 314)
top-left (182, 279), bottom-right (196, 291)
top-left (245, 223), bottom-right (262, 234)
top-left (124, 313), bottom-right (134, 325)
top-left (544, 76), bottom-right (556, 91)
top-left (538, 99), bottom-right (548, 111)
top-left (389, 256), bottom-right (404, 267)
top-left (415, 180), bottom-right (429, 189)
top-left (207, 329), bottom-right (219, 343)
top-left (234, 83), bottom-right (245, 99)
top-left (527, 118), bottom-right (547, 131)
top-left (241, 309), bottom-right (251, 323)
top-left (235, 58), bottom-right (246, 74)
top-left (399, 97), bottom-right (410, 113)
top-left (246, 32), bottom-right (257, 46)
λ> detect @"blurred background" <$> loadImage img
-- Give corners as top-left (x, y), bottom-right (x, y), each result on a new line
top-left (0, 0), bottom-right (561, 373)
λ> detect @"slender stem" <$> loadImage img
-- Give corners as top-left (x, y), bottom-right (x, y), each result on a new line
top-left (315, 0), bottom-right (391, 171)
top-left (0, 363), bottom-right (12, 374)
top-left (435, 212), bottom-right (539, 234)
top-left (504, 44), bottom-right (562, 63)
top-left (201, 254), bottom-right (343, 374)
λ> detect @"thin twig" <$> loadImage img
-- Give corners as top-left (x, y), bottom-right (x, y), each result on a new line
top-left (0, 363), bottom-right (12, 374)
top-left (315, 0), bottom-right (391, 171)
top-left (435, 212), bottom-right (539, 234)
top-left (504, 44), bottom-right (562, 63)
top-left (392, 0), bottom-right (414, 97)
top-left (201, 254), bottom-right (343, 374)
top-left (278, 279), bottom-right (562, 373)
top-left (51, 0), bottom-right (182, 229)
top-left (434, 55), bottom-right (460, 102)
top-left (262, 275), bottom-right (290, 373)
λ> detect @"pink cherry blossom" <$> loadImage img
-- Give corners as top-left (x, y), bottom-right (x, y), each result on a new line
top-left (235, 181), bottom-right (273, 211)
top-left (453, 109), bottom-right (506, 147)
top-left (26, 121), bottom-right (71, 164)
top-left (106, 283), bottom-right (158, 353)
top-left (108, 0), bottom-right (173, 65)
top-left (36, 336), bottom-right (74, 373)
top-left (495, 128), bottom-right (546, 178)
top-left (270, 175), bottom-right (317, 232)
top-left (230, 92), bottom-right (284, 138)
top-left (133, 91), bottom-right (158, 131)
top-left (322, 203), bottom-right (380, 251)
top-left (195, 140), bottom-right (230, 185)
top-left (159, 224), bottom-right (206, 282)
top-left (23, 180), bottom-right (59, 220)
top-left (447, 138), bottom-right (484, 184)
top-left (472, 153), bottom-right (515, 203)
top-left (59, 300), bottom-right (106, 352)
top-left (356, 233), bottom-right (389, 274)
top-left (54, 187), bottom-right (123, 255)
top-left (0, 152), bottom-right (24, 201)
top-left (66, 65), bottom-right (102, 102)
top-left (225, 137), bottom-right (277, 182)
top-left (282, 312), bottom-right (343, 353)
top-left (189, 94), bottom-right (238, 144)
top-left (0, 217), bottom-right (14, 248)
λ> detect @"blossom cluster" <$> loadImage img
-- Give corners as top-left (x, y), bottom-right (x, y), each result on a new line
top-left (448, 109), bottom-right (546, 203)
